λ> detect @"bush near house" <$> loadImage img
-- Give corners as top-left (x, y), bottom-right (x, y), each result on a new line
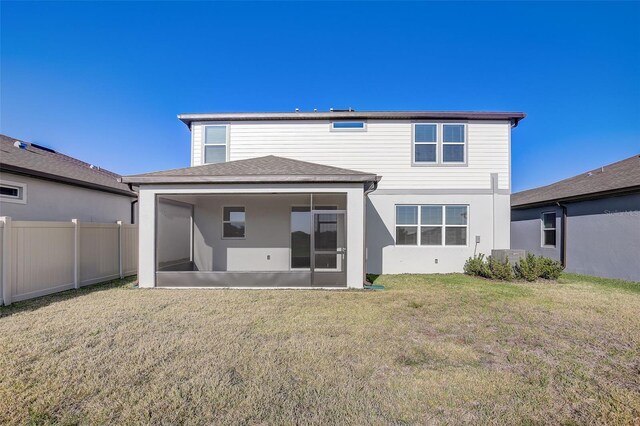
top-left (465, 253), bottom-right (564, 281)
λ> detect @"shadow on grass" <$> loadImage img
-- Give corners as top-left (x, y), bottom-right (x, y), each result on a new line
top-left (366, 274), bottom-right (381, 284)
top-left (0, 276), bottom-right (138, 318)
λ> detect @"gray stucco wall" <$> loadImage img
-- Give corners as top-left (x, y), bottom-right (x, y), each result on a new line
top-left (0, 172), bottom-right (136, 224)
top-left (511, 193), bottom-right (640, 282)
top-left (511, 205), bottom-right (562, 260)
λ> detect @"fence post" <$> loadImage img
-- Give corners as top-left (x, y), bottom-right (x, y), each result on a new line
top-left (1, 216), bottom-right (12, 306)
top-left (72, 219), bottom-right (80, 289)
top-left (117, 220), bottom-right (124, 279)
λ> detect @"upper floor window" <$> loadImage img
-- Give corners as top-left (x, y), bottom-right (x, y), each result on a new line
top-left (413, 123), bottom-right (466, 165)
top-left (541, 212), bottom-right (556, 247)
top-left (0, 180), bottom-right (27, 204)
top-left (331, 121), bottom-right (366, 131)
top-left (414, 124), bottom-right (437, 163)
top-left (442, 124), bottom-right (466, 163)
top-left (204, 125), bottom-right (227, 164)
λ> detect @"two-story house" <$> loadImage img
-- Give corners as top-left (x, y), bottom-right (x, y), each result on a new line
top-left (122, 110), bottom-right (525, 289)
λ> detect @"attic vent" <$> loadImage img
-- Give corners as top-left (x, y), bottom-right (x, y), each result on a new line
top-left (13, 141), bottom-right (27, 149)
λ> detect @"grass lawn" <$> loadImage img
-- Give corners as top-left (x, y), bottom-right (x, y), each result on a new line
top-left (1, 274), bottom-right (639, 425)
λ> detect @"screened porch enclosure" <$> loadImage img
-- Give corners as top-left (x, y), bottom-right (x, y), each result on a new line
top-left (155, 193), bottom-right (348, 287)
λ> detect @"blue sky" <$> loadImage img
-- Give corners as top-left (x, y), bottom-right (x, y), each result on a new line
top-left (1, 1), bottom-right (638, 191)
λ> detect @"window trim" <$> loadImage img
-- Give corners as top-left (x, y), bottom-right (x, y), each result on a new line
top-left (412, 122), bottom-right (468, 167)
top-left (541, 212), bottom-right (557, 248)
top-left (203, 124), bottom-right (229, 164)
top-left (395, 204), bottom-right (469, 247)
top-left (222, 206), bottom-right (246, 239)
top-left (0, 180), bottom-right (27, 204)
top-left (330, 121), bottom-right (367, 132)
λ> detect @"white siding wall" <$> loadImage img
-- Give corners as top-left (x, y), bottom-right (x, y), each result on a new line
top-left (191, 120), bottom-right (511, 190)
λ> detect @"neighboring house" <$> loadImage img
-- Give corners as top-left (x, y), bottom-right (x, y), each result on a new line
top-left (511, 154), bottom-right (640, 282)
top-left (122, 110), bottom-right (525, 289)
top-left (0, 134), bottom-right (137, 224)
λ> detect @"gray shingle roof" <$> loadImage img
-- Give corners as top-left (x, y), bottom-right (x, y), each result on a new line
top-left (512, 154), bottom-right (640, 208)
top-left (178, 110), bottom-right (526, 127)
top-left (0, 134), bottom-right (136, 197)
top-left (121, 155), bottom-right (380, 185)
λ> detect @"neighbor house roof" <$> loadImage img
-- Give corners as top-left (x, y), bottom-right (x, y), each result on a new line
top-left (121, 155), bottom-right (381, 185)
top-left (178, 110), bottom-right (526, 127)
top-left (0, 134), bottom-right (136, 197)
top-left (512, 154), bottom-right (640, 208)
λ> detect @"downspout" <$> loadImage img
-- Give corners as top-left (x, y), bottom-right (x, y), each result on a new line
top-left (556, 201), bottom-right (568, 268)
top-left (128, 184), bottom-right (139, 225)
top-left (363, 180), bottom-right (379, 286)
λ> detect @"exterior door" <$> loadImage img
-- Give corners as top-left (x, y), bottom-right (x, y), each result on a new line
top-left (311, 210), bottom-right (347, 287)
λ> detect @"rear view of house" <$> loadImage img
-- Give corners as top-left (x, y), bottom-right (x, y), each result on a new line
top-left (123, 110), bottom-right (525, 289)
top-left (511, 154), bottom-right (640, 282)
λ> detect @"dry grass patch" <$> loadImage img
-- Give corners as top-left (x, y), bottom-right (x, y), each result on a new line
top-left (1, 273), bottom-right (639, 424)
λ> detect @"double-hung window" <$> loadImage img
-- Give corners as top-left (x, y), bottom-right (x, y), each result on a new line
top-left (223, 207), bottom-right (245, 238)
top-left (442, 124), bottom-right (465, 163)
top-left (413, 123), bottom-right (466, 165)
top-left (541, 212), bottom-right (556, 247)
top-left (396, 205), bottom-right (468, 246)
top-left (414, 124), bottom-right (437, 163)
top-left (204, 125), bottom-right (228, 164)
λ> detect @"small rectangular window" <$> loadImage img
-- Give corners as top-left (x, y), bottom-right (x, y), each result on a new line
top-left (331, 121), bottom-right (366, 130)
top-left (0, 186), bottom-right (19, 197)
top-left (0, 181), bottom-right (26, 204)
top-left (223, 207), bottom-right (245, 238)
top-left (414, 124), bottom-right (438, 163)
top-left (541, 212), bottom-right (556, 247)
top-left (204, 125), bottom-right (227, 164)
top-left (442, 124), bottom-right (465, 163)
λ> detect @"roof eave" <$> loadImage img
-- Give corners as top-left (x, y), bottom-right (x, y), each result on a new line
top-left (121, 174), bottom-right (381, 185)
top-left (177, 111), bottom-right (527, 127)
top-left (1, 164), bottom-right (137, 197)
top-left (511, 185), bottom-right (640, 209)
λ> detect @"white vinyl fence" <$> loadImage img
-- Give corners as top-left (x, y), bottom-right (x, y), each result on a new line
top-left (0, 217), bottom-right (137, 306)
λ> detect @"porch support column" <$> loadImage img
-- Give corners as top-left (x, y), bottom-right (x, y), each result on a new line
top-left (346, 186), bottom-right (365, 289)
top-left (138, 188), bottom-right (156, 288)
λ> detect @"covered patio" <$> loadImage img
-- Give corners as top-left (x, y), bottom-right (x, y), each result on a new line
top-left (122, 156), bottom-right (380, 289)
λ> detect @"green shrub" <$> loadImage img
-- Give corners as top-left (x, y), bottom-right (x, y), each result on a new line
top-left (538, 256), bottom-right (564, 280)
top-left (514, 253), bottom-right (540, 281)
top-left (487, 256), bottom-right (514, 281)
top-left (464, 254), bottom-right (491, 278)
top-left (465, 253), bottom-right (562, 282)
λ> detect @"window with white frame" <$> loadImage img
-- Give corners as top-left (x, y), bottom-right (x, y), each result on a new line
top-left (413, 124), bottom-right (437, 163)
top-left (204, 125), bottom-right (227, 164)
top-left (396, 205), bottom-right (468, 246)
top-left (442, 124), bottom-right (465, 163)
top-left (413, 123), bottom-right (466, 165)
top-left (0, 180), bottom-right (26, 204)
top-left (541, 212), bottom-right (556, 247)
top-left (223, 206), bottom-right (245, 238)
